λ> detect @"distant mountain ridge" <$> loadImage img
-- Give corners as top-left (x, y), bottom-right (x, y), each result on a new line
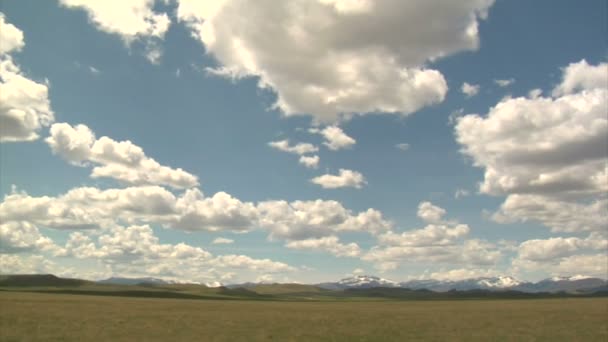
top-left (97, 277), bottom-right (175, 286)
top-left (317, 275), bottom-right (607, 293)
top-left (2, 274), bottom-right (606, 294)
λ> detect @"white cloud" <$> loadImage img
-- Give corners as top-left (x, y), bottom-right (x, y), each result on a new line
top-left (364, 239), bottom-right (501, 269)
top-left (456, 60), bottom-right (607, 232)
top-left (59, 0), bottom-right (170, 42)
top-left (494, 78), bottom-right (515, 87)
top-left (0, 15), bottom-right (55, 142)
top-left (0, 254), bottom-right (58, 274)
top-left (177, 0), bottom-right (493, 122)
top-left (46, 123), bottom-right (199, 189)
top-left (298, 155), bottom-right (320, 169)
top-left (0, 221), bottom-right (61, 254)
top-left (0, 185), bottom-right (257, 233)
top-left (60, 224), bottom-right (295, 282)
top-left (461, 82), bottom-right (480, 97)
top-left (257, 199), bottom-right (391, 240)
top-left (0, 14), bottom-right (24, 55)
top-left (59, 0), bottom-right (171, 63)
top-left (417, 201), bottom-right (446, 223)
top-left (512, 253), bottom-right (608, 280)
top-left (553, 59), bottom-right (607, 96)
top-left (365, 202), bottom-right (501, 271)
top-left (0, 184), bottom-right (392, 249)
top-left (212, 237), bottom-right (234, 245)
top-left (377, 224), bottom-right (470, 247)
top-left (493, 195), bottom-right (607, 233)
top-left (268, 139), bottom-right (318, 155)
top-left (517, 233), bottom-right (607, 262)
top-left (286, 236), bottom-right (361, 257)
top-left (395, 143), bottom-right (410, 151)
top-left (311, 169), bottom-right (366, 189)
top-left (427, 268), bottom-right (499, 281)
top-left (172, 188), bottom-right (259, 232)
top-left (309, 126), bottom-right (356, 150)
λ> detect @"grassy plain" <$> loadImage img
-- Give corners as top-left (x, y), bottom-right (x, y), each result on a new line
top-left (1, 291), bottom-right (607, 341)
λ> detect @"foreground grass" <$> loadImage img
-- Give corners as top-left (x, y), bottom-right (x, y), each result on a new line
top-left (1, 292), bottom-right (606, 341)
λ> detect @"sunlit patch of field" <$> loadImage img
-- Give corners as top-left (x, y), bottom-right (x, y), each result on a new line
top-left (1, 291), bottom-right (606, 341)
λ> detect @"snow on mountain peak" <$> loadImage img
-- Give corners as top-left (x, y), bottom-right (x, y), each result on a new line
top-left (338, 275), bottom-right (397, 287)
top-left (477, 276), bottom-right (521, 288)
top-left (550, 275), bottom-right (592, 282)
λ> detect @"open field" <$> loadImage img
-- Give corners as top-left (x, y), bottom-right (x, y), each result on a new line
top-left (1, 292), bottom-right (607, 341)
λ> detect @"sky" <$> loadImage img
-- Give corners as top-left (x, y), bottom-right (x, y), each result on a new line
top-left (0, 0), bottom-right (606, 284)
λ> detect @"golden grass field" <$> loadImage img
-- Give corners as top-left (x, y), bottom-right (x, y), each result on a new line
top-left (1, 291), bottom-right (607, 341)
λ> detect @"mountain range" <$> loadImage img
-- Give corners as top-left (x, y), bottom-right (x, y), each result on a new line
top-left (316, 275), bottom-right (607, 293)
top-left (1, 274), bottom-right (606, 295)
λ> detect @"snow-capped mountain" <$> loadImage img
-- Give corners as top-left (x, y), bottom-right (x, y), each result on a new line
top-left (97, 277), bottom-right (176, 285)
top-left (318, 275), bottom-right (397, 290)
top-left (318, 275), bottom-right (606, 293)
top-left (477, 276), bottom-right (521, 288)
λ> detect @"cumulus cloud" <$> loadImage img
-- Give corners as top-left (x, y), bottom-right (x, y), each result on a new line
top-left (517, 233), bottom-right (607, 262)
top-left (553, 60), bottom-right (608, 96)
top-left (310, 169), bottom-right (366, 189)
top-left (512, 253), bottom-right (608, 280)
top-left (268, 139), bottom-right (318, 155)
top-left (286, 236), bottom-right (361, 257)
top-left (0, 254), bottom-right (58, 275)
top-left (417, 201), bottom-right (446, 223)
top-left (309, 126), bottom-right (356, 150)
top-left (377, 224), bottom-right (470, 247)
top-left (298, 155), bottom-right (320, 169)
top-left (461, 82), bottom-right (480, 97)
top-left (493, 195), bottom-right (607, 233)
top-left (46, 123), bottom-right (199, 189)
top-left (59, 0), bottom-right (170, 62)
top-left (364, 239), bottom-right (501, 271)
top-left (0, 14), bottom-right (24, 55)
top-left (364, 201), bottom-right (501, 271)
top-left (257, 199), bottom-right (391, 240)
top-left (177, 0), bottom-right (493, 122)
top-left (0, 184), bottom-right (392, 248)
top-left (0, 221), bottom-right (62, 254)
top-left (456, 60), bottom-right (608, 232)
top-left (0, 185), bottom-right (256, 233)
top-left (60, 224), bottom-right (294, 282)
top-left (0, 15), bottom-right (55, 142)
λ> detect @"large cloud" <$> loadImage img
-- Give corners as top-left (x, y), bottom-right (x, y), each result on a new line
top-left (0, 14), bottom-right (54, 142)
top-left (177, 0), bottom-right (493, 122)
top-left (59, 0), bottom-right (170, 62)
top-left (455, 60), bottom-right (608, 232)
top-left (0, 186), bottom-right (256, 233)
top-left (257, 199), bottom-right (391, 240)
top-left (62, 224), bottom-right (295, 282)
top-left (46, 123), bottom-right (199, 189)
top-left (364, 202), bottom-right (501, 271)
top-left (517, 232), bottom-right (607, 262)
top-left (0, 184), bottom-right (392, 243)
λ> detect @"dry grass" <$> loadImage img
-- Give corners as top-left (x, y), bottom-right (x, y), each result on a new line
top-left (1, 291), bottom-right (606, 341)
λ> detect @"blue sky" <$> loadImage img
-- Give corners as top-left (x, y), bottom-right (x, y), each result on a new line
top-left (0, 0), bottom-right (606, 284)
